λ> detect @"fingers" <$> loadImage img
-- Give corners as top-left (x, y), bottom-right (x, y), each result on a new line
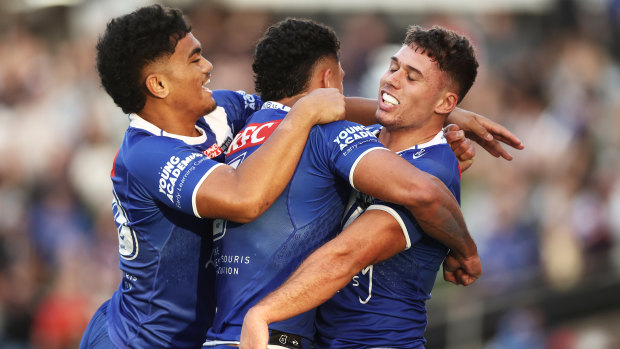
top-left (443, 270), bottom-right (458, 284)
top-left (444, 125), bottom-right (477, 171)
top-left (475, 117), bottom-right (524, 150)
top-left (443, 253), bottom-right (481, 286)
top-left (444, 126), bottom-right (473, 160)
top-left (300, 88), bottom-right (345, 124)
top-left (479, 139), bottom-right (513, 160)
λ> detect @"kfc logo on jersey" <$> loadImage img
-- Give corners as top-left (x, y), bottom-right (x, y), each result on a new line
top-left (202, 143), bottom-right (223, 158)
top-left (228, 120), bottom-right (282, 155)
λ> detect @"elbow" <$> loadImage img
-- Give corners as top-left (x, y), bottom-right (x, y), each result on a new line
top-left (404, 176), bottom-right (442, 209)
top-left (227, 195), bottom-right (271, 224)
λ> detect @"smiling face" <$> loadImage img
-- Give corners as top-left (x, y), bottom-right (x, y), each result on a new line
top-left (376, 45), bottom-right (455, 132)
top-left (151, 32), bottom-right (216, 118)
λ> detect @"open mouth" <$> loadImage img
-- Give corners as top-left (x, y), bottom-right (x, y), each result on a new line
top-left (202, 73), bottom-right (212, 92)
top-left (381, 92), bottom-right (400, 106)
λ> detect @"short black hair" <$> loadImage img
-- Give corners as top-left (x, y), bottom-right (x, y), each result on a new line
top-left (252, 18), bottom-right (340, 101)
top-left (404, 25), bottom-right (478, 102)
top-left (96, 5), bottom-right (191, 114)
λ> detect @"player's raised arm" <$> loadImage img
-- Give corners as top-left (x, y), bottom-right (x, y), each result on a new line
top-left (196, 88), bottom-right (345, 222)
top-left (344, 97), bottom-right (378, 125)
top-left (344, 97), bottom-right (523, 162)
top-left (448, 107), bottom-right (524, 160)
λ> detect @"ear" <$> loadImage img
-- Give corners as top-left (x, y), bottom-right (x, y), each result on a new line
top-left (320, 67), bottom-right (333, 89)
top-left (434, 92), bottom-right (458, 115)
top-left (144, 73), bottom-right (169, 99)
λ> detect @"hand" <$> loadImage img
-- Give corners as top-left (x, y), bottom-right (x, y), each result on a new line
top-left (294, 88), bottom-right (346, 125)
top-left (443, 124), bottom-right (475, 172)
top-left (443, 251), bottom-right (481, 286)
top-left (240, 307), bottom-right (270, 349)
top-left (447, 108), bottom-right (524, 160)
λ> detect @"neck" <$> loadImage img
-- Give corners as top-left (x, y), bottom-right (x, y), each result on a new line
top-left (378, 124), bottom-right (443, 152)
top-left (276, 94), bottom-right (305, 108)
top-left (139, 103), bottom-right (202, 137)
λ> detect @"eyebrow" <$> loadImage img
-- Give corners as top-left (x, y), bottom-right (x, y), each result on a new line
top-left (188, 46), bottom-right (202, 60)
top-left (391, 56), bottom-right (423, 78)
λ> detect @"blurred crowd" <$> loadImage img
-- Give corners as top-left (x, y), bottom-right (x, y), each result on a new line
top-left (0, 0), bottom-right (618, 348)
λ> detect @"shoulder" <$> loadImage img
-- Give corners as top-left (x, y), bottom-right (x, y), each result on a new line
top-left (402, 144), bottom-right (458, 178)
top-left (213, 90), bottom-right (262, 107)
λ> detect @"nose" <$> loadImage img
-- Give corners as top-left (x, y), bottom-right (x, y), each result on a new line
top-left (384, 70), bottom-right (400, 89)
top-left (201, 57), bottom-right (213, 73)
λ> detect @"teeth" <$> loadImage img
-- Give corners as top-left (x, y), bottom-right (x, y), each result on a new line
top-left (382, 92), bottom-right (399, 106)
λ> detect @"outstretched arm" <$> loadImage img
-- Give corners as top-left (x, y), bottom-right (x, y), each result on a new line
top-left (196, 88), bottom-right (345, 222)
top-left (448, 107), bottom-right (524, 160)
top-left (240, 209), bottom-right (411, 349)
top-left (240, 207), bottom-right (482, 348)
top-left (343, 98), bottom-right (523, 161)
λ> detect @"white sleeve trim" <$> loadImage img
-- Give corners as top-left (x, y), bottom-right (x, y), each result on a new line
top-left (367, 204), bottom-right (411, 250)
top-left (192, 163), bottom-right (225, 218)
top-left (348, 147), bottom-right (389, 190)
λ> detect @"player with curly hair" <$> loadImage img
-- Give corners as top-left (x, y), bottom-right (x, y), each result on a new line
top-left (79, 6), bottom-right (346, 349)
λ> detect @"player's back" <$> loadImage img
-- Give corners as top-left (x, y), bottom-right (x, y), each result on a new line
top-left (204, 101), bottom-right (383, 347)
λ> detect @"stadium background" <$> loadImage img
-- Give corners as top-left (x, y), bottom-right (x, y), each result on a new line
top-left (0, 0), bottom-right (618, 347)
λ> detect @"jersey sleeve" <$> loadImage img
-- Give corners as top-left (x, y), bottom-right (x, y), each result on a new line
top-left (125, 137), bottom-right (224, 218)
top-left (314, 121), bottom-right (385, 187)
top-left (211, 90), bottom-right (264, 135)
top-left (366, 203), bottom-right (417, 250)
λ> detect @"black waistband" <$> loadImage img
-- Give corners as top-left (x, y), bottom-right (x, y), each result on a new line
top-left (268, 329), bottom-right (311, 349)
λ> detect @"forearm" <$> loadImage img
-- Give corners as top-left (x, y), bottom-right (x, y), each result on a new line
top-left (237, 111), bottom-right (313, 200)
top-left (344, 97), bottom-right (377, 126)
top-left (201, 112), bottom-right (314, 222)
top-left (445, 107), bottom-right (469, 127)
top-left (196, 111), bottom-right (315, 221)
top-left (407, 175), bottom-right (477, 258)
top-left (353, 151), bottom-right (476, 258)
top-left (249, 240), bottom-right (361, 325)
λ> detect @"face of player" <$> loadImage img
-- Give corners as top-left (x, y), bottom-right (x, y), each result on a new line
top-left (376, 45), bottom-right (450, 131)
top-left (163, 33), bottom-right (217, 118)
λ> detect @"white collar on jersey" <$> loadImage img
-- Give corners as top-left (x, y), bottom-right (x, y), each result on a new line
top-left (128, 113), bottom-right (208, 145)
top-left (373, 126), bottom-right (446, 154)
top-left (261, 101), bottom-right (291, 112)
top-left (401, 129), bottom-right (447, 153)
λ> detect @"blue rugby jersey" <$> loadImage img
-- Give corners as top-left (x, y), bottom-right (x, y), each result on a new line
top-left (203, 101), bottom-right (385, 347)
top-left (316, 130), bottom-right (460, 349)
top-left (106, 90), bottom-right (262, 349)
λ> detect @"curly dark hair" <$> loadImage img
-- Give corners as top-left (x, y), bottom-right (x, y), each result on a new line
top-left (252, 18), bottom-right (340, 101)
top-left (96, 5), bottom-right (191, 114)
top-left (404, 25), bottom-right (478, 103)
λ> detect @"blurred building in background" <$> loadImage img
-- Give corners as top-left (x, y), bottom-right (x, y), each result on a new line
top-left (0, 0), bottom-right (618, 348)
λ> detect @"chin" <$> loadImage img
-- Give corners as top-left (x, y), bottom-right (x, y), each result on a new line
top-left (203, 101), bottom-right (218, 115)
